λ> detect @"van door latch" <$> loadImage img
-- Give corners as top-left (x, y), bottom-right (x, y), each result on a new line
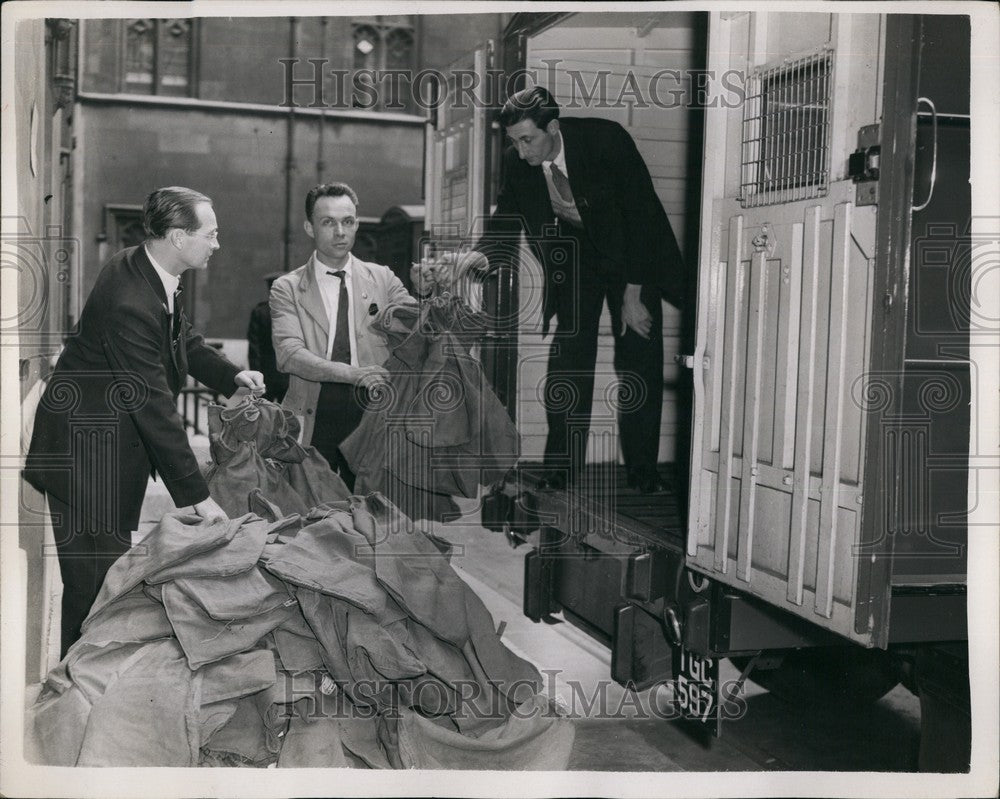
top-left (849, 123), bottom-right (881, 206)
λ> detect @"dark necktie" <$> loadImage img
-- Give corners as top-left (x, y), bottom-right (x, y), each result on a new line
top-left (327, 270), bottom-right (352, 364)
top-left (549, 162), bottom-right (574, 204)
top-left (171, 284), bottom-right (183, 346)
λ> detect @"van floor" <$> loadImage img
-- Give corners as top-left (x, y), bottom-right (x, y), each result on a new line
top-left (515, 461), bottom-right (686, 550)
top-left (437, 483), bottom-right (923, 773)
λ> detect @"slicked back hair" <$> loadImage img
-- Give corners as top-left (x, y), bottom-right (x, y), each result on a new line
top-left (143, 186), bottom-right (212, 238)
top-left (305, 183), bottom-right (360, 222)
top-left (499, 85), bottom-right (560, 130)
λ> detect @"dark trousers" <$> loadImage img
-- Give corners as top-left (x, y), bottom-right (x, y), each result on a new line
top-left (48, 493), bottom-right (132, 658)
top-left (543, 226), bottom-right (664, 478)
top-left (312, 381), bottom-right (367, 491)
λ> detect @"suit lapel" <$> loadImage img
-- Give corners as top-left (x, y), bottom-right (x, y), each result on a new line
top-left (297, 256), bottom-right (330, 339)
top-left (132, 245), bottom-right (170, 309)
top-left (131, 246), bottom-right (183, 376)
top-left (521, 166), bottom-right (553, 229)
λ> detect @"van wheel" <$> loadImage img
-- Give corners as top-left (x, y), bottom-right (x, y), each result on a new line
top-left (731, 646), bottom-right (901, 706)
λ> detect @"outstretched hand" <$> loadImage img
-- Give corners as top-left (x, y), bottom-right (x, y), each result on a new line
top-left (193, 496), bottom-right (228, 524)
top-left (234, 370), bottom-right (266, 394)
top-left (410, 251), bottom-right (489, 296)
top-left (410, 261), bottom-right (437, 296)
top-left (355, 364), bottom-right (390, 391)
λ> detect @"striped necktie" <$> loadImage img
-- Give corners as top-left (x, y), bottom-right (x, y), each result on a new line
top-left (171, 284), bottom-right (183, 346)
top-left (548, 162), bottom-right (583, 228)
top-left (549, 162), bottom-right (574, 204)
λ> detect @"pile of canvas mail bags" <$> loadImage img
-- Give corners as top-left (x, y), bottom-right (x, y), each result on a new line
top-left (27, 393), bottom-right (572, 769)
top-left (27, 498), bottom-right (573, 769)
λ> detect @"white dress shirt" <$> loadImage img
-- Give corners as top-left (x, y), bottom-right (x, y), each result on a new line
top-left (145, 245), bottom-right (180, 314)
top-left (312, 252), bottom-right (358, 366)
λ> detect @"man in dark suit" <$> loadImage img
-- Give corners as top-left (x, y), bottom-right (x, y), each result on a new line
top-left (470, 86), bottom-right (686, 492)
top-left (23, 186), bottom-right (265, 655)
top-left (247, 271), bottom-right (289, 403)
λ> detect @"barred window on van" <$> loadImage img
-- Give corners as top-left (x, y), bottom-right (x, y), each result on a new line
top-left (740, 50), bottom-right (833, 207)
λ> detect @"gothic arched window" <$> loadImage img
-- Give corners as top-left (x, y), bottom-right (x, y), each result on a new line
top-left (350, 17), bottom-right (415, 112)
top-left (124, 19), bottom-right (155, 91)
top-left (385, 27), bottom-right (414, 72)
top-left (122, 18), bottom-right (197, 96)
top-left (353, 24), bottom-right (380, 73)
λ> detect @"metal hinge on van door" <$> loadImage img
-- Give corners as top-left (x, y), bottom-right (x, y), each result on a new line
top-left (849, 123), bottom-right (881, 206)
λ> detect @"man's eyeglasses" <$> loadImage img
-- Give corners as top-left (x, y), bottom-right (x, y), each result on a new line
top-left (187, 230), bottom-right (219, 242)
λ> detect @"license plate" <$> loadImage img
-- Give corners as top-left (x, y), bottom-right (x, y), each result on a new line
top-left (672, 645), bottom-right (722, 736)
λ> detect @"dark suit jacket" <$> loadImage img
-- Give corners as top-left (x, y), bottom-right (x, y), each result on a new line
top-left (475, 116), bottom-right (686, 330)
top-left (247, 300), bottom-right (288, 403)
top-left (23, 246), bottom-right (240, 531)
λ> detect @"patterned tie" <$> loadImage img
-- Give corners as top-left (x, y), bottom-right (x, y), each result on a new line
top-left (327, 270), bottom-right (352, 364)
top-left (549, 162), bottom-right (574, 204)
top-left (548, 162), bottom-right (583, 228)
top-left (171, 284), bottom-right (184, 345)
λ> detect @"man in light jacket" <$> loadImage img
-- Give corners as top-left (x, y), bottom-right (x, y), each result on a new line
top-left (269, 182), bottom-right (416, 490)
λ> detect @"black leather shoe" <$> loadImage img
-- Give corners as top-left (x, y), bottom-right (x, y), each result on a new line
top-left (536, 472), bottom-right (566, 491)
top-left (638, 474), bottom-right (668, 494)
top-left (628, 467), bottom-right (667, 494)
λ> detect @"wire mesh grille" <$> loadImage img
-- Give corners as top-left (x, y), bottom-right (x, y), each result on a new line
top-left (740, 50), bottom-right (832, 208)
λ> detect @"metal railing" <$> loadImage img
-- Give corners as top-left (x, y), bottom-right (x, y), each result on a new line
top-left (178, 385), bottom-right (220, 436)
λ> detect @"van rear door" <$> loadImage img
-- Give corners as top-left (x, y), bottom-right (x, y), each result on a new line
top-left (687, 11), bottom-right (890, 647)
